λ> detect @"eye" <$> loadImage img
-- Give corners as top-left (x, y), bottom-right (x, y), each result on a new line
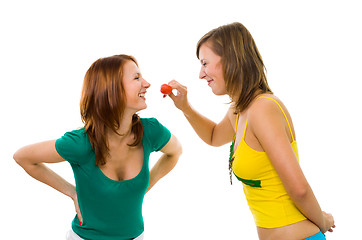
top-left (134, 74), bottom-right (141, 80)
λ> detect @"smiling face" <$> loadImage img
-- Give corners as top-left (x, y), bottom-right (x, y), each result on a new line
top-left (122, 60), bottom-right (150, 112)
top-left (198, 42), bottom-right (227, 95)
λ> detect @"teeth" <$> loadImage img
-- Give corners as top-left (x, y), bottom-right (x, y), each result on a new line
top-left (138, 93), bottom-right (145, 97)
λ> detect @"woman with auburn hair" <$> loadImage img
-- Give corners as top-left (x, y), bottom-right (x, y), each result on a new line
top-left (167, 22), bottom-right (334, 239)
top-left (14, 54), bottom-right (182, 240)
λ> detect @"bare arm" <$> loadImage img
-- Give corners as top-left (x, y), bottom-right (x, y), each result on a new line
top-left (147, 134), bottom-right (182, 192)
top-left (250, 101), bottom-right (334, 233)
top-left (13, 140), bottom-right (82, 223)
top-left (168, 80), bottom-right (234, 146)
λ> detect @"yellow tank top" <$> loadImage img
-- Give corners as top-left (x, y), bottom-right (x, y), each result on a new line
top-left (231, 96), bottom-right (306, 228)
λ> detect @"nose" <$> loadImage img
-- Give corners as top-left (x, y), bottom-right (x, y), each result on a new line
top-left (142, 78), bottom-right (151, 89)
top-left (199, 67), bottom-right (206, 79)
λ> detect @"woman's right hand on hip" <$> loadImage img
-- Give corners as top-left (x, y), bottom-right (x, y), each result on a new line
top-left (70, 187), bottom-right (83, 225)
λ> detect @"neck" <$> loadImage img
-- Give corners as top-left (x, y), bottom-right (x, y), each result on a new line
top-left (107, 110), bottom-right (136, 140)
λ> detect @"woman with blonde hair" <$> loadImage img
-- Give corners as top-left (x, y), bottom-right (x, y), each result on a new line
top-left (14, 54), bottom-right (182, 240)
top-left (167, 22), bottom-right (334, 239)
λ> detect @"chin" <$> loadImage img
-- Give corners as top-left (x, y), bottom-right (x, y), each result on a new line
top-left (212, 88), bottom-right (227, 96)
top-left (139, 104), bottom-right (147, 111)
top-left (130, 104), bottom-right (147, 113)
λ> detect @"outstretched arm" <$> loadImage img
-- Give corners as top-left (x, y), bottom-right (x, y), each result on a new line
top-left (168, 80), bottom-right (234, 146)
top-left (147, 134), bottom-right (182, 192)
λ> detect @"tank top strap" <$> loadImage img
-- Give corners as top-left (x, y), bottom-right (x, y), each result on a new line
top-left (234, 113), bottom-right (249, 141)
top-left (242, 119), bottom-right (248, 141)
top-left (233, 114), bottom-right (239, 142)
top-left (256, 96), bottom-right (295, 142)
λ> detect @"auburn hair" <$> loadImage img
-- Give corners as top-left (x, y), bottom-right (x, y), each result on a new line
top-left (196, 22), bottom-right (273, 113)
top-left (80, 54), bottom-right (143, 166)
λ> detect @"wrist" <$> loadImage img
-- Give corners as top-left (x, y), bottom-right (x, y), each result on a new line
top-left (65, 184), bottom-right (77, 200)
top-left (182, 103), bottom-right (194, 118)
top-left (320, 213), bottom-right (328, 233)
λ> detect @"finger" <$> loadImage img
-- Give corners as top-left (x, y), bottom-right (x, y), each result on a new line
top-left (168, 80), bottom-right (187, 94)
top-left (74, 200), bottom-right (83, 225)
top-left (168, 80), bottom-right (183, 87)
top-left (328, 224), bottom-right (336, 232)
top-left (77, 208), bottom-right (83, 225)
top-left (168, 91), bottom-right (177, 101)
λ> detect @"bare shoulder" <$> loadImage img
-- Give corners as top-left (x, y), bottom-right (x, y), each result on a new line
top-left (248, 94), bottom-right (296, 140)
top-left (247, 94), bottom-right (289, 131)
top-left (248, 94), bottom-right (284, 117)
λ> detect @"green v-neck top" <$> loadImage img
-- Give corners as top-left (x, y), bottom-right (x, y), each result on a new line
top-left (55, 118), bottom-right (171, 240)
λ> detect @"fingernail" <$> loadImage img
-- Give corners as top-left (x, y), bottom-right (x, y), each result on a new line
top-left (80, 221), bottom-right (82, 226)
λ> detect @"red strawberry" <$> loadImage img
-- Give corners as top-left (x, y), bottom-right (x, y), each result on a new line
top-left (160, 84), bottom-right (172, 97)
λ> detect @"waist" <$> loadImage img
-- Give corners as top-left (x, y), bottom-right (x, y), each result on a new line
top-left (242, 184), bottom-right (306, 228)
top-left (72, 217), bottom-right (144, 240)
top-left (72, 203), bottom-right (145, 240)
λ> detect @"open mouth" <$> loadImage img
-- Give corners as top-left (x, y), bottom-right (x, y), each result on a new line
top-left (138, 92), bottom-right (147, 100)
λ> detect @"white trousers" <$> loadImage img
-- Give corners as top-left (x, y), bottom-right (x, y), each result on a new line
top-left (66, 229), bottom-right (144, 240)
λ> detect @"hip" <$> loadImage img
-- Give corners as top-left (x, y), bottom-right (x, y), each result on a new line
top-left (257, 219), bottom-right (320, 240)
top-left (66, 229), bottom-right (145, 240)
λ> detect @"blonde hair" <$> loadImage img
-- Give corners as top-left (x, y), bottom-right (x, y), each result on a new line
top-left (196, 22), bottom-right (272, 113)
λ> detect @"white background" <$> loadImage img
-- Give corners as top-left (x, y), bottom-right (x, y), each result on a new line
top-left (1, 0), bottom-right (361, 239)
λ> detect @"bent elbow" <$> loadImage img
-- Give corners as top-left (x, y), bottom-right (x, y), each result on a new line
top-left (209, 129), bottom-right (228, 147)
top-left (166, 142), bottom-right (183, 159)
top-left (178, 144), bottom-right (183, 156)
top-left (209, 141), bottom-right (224, 147)
top-left (13, 149), bottom-right (29, 167)
top-left (13, 150), bottom-right (23, 165)
top-left (290, 183), bottom-right (310, 200)
top-left (175, 143), bottom-right (183, 158)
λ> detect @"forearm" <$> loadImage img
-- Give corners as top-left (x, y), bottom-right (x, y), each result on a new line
top-left (182, 104), bottom-right (216, 145)
top-left (14, 141), bottom-right (76, 199)
top-left (291, 186), bottom-right (325, 231)
top-left (147, 153), bottom-right (179, 192)
top-left (19, 162), bottom-right (75, 199)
